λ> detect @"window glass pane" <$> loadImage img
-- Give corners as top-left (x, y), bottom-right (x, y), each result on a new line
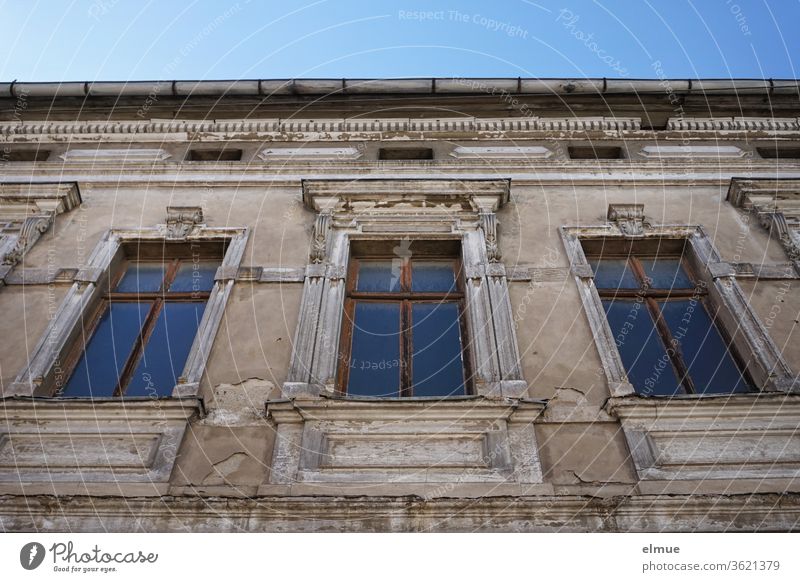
top-left (347, 302), bottom-right (401, 397)
top-left (60, 302), bottom-right (151, 397)
top-left (411, 303), bottom-right (466, 397)
top-left (115, 262), bottom-right (165, 293)
top-left (640, 258), bottom-right (694, 289)
top-left (125, 302), bottom-right (206, 397)
top-left (590, 258), bottom-right (639, 289)
top-left (355, 260), bottom-right (402, 292)
top-left (603, 300), bottom-right (682, 396)
top-left (169, 261), bottom-right (218, 292)
top-left (659, 300), bottom-right (750, 394)
top-left (411, 261), bottom-right (457, 293)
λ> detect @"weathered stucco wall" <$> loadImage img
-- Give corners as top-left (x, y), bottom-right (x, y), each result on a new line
top-left (1, 87), bottom-right (799, 531)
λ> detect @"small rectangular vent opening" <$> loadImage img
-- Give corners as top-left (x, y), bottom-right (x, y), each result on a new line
top-left (187, 149), bottom-right (243, 161)
top-left (568, 146), bottom-right (623, 160)
top-left (379, 147), bottom-right (434, 160)
top-left (1, 149), bottom-right (51, 162)
top-left (756, 146), bottom-right (800, 159)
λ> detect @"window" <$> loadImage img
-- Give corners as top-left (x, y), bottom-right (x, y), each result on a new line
top-left (59, 251), bottom-right (220, 398)
top-left (586, 244), bottom-right (752, 396)
top-left (337, 241), bottom-right (469, 397)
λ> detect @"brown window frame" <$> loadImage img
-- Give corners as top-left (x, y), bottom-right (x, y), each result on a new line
top-left (59, 257), bottom-right (213, 397)
top-left (589, 251), bottom-right (753, 395)
top-left (337, 252), bottom-right (471, 397)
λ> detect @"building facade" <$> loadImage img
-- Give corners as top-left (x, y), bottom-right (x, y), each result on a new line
top-left (0, 78), bottom-right (798, 532)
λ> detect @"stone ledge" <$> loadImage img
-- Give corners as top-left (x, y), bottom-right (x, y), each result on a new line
top-left (0, 397), bottom-right (201, 496)
top-left (1, 493), bottom-right (798, 532)
top-left (606, 394), bottom-right (800, 482)
top-left (265, 397), bottom-right (545, 486)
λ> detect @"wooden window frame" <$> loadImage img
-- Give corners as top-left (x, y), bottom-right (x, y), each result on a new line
top-left (561, 214), bottom-right (795, 397)
top-left (58, 257), bottom-right (215, 397)
top-left (589, 251), bottom-right (754, 395)
top-left (7, 220), bottom-right (249, 399)
top-left (336, 253), bottom-right (472, 397)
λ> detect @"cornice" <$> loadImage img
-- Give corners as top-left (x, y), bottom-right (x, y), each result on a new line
top-left (0, 116), bottom-right (640, 137)
top-left (1, 116), bottom-right (799, 140)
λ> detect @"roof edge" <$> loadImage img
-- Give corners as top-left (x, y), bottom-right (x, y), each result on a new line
top-left (1, 78), bottom-right (799, 99)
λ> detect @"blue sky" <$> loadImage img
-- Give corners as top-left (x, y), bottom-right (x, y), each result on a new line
top-left (1, 0), bottom-right (798, 81)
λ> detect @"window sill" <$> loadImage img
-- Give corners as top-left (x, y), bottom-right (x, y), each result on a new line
top-left (0, 396), bottom-right (201, 496)
top-left (605, 393), bottom-right (800, 484)
top-left (265, 397), bottom-right (544, 486)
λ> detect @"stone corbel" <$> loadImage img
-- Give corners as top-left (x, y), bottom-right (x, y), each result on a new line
top-left (164, 206), bottom-right (204, 240)
top-left (479, 211), bottom-right (500, 262)
top-left (727, 178), bottom-right (800, 274)
top-left (309, 209), bottom-right (331, 264)
top-left (607, 203), bottom-right (647, 237)
top-left (1, 213), bottom-right (54, 266)
top-left (0, 182), bottom-right (81, 283)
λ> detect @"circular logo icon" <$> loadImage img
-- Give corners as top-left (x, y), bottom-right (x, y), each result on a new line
top-left (20, 542), bottom-right (46, 570)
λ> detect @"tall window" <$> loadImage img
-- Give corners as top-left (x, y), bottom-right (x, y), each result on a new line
top-left (338, 241), bottom-right (469, 397)
top-left (59, 251), bottom-right (220, 398)
top-left (586, 244), bottom-right (752, 396)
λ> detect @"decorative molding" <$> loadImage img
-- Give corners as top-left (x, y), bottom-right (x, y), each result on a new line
top-left (0, 398), bottom-right (200, 496)
top-left (286, 177), bottom-right (524, 400)
top-left (302, 178), bottom-right (510, 213)
top-left (258, 147), bottom-right (363, 161)
top-left (0, 182), bottom-right (81, 278)
top-left (2, 116), bottom-right (797, 144)
top-left (164, 205), bottom-right (204, 240)
top-left (264, 398), bottom-right (544, 487)
top-left (667, 117), bottom-right (800, 132)
top-left (59, 148), bottom-right (171, 163)
top-left (450, 146), bottom-right (553, 159)
top-left (638, 145), bottom-right (748, 159)
top-left (479, 211), bottom-right (500, 262)
top-left (728, 178), bottom-right (800, 272)
top-left (507, 265), bottom-right (571, 283)
top-left (607, 394), bottom-right (800, 482)
top-left (0, 116), bottom-right (641, 139)
top-left (1, 214), bottom-right (53, 265)
top-left (607, 203), bottom-right (647, 237)
top-left (309, 210), bottom-right (331, 264)
top-left (3, 267), bottom-right (78, 285)
top-left (730, 262), bottom-right (799, 279)
top-left (2, 493), bottom-right (799, 532)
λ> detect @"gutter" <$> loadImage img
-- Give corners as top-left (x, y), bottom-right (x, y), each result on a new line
top-left (1, 78), bottom-right (799, 99)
